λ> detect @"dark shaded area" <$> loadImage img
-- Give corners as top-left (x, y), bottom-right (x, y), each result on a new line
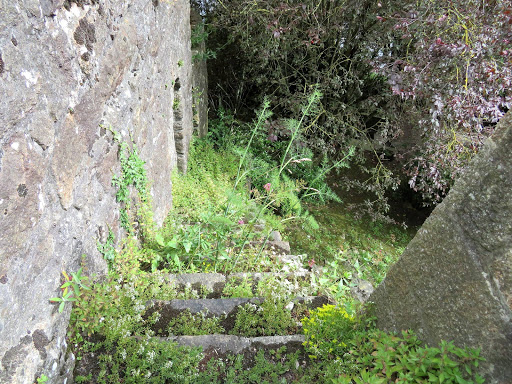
top-left (73, 18), bottom-right (96, 52)
top-left (32, 330), bottom-right (50, 360)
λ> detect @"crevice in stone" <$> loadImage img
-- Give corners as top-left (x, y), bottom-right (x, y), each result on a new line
top-left (32, 137), bottom-right (48, 151)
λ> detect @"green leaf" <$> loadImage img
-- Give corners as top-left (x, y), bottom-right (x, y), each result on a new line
top-left (173, 254), bottom-right (181, 267)
top-left (58, 301), bottom-right (66, 313)
top-left (63, 291), bottom-right (74, 299)
top-left (80, 283), bottom-right (90, 291)
top-left (155, 233), bottom-right (165, 247)
top-left (183, 240), bottom-right (192, 253)
top-left (49, 297), bottom-right (62, 302)
top-left (167, 238), bottom-right (178, 249)
top-left (151, 257), bottom-right (159, 272)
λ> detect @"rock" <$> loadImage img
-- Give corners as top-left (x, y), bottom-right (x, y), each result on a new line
top-left (370, 111), bottom-right (512, 384)
top-left (168, 272), bottom-right (226, 297)
top-left (278, 254), bottom-right (307, 273)
top-left (165, 334), bottom-right (305, 356)
top-left (350, 278), bottom-right (374, 303)
top-left (0, 1), bottom-right (193, 383)
top-left (270, 230), bottom-right (282, 242)
top-left (268, 240), bottom-right (291, 254)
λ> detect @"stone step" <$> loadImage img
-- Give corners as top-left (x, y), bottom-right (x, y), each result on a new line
top-left (143, 334), bottom-right (308, 372)
top-left (167, 269), bottom-right (314, 299)
top-left (146, 295), bottom-right (328, 336)
top-left (164, 334), bottom-right (305, 355)
top-left (245, 239), bottom-right (291, 255)
top-left (165, 334), bottom-right (307, 367)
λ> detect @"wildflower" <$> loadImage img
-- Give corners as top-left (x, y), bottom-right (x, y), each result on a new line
top-left (238, 219), bottom-right (245, 225)
top-left (263, 183), bottom-right (271, 192)
top-left (308, 259), bottom-right (316, 268)
top-left (147, 350), bottom-right (156, 364)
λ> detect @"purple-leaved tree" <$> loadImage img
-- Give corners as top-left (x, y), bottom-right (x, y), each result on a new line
top-left (374, 0), bottom-right (512, 203)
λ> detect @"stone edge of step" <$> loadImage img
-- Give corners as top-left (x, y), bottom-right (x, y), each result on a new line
top-left (159, 334), bottom-right (306, 355)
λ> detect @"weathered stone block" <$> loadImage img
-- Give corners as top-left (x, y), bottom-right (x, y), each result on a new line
top-left (0, 0), bottom-right (193, 382)
top-left (370, 112), bottom-right (512, 384)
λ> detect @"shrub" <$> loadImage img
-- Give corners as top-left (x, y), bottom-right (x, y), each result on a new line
top-left (302, 304), bottom-right (357, 359)
top-left (340, 330), bottom-right (485, 383)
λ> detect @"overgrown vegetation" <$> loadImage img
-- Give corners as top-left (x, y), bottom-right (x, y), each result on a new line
top-left (167, 310), bottom-right (225, 336)
top-left (58, 110), bottom-right (485, 382)
top-left (109, 128), bottom-right (153, 236)
top-left (38, 1), bottom-right (506, 381)
top-left (201, 0), bottom-right (511, 217)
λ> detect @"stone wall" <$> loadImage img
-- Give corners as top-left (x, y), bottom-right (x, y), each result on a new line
top-left (0, 0), bottom-right (193, 382)
top-left (191, 9), bottom-right (208, 138)
top-left (370, 111), bottom-right (512, 384)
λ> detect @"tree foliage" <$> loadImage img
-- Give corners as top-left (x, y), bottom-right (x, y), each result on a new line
top-left (204, 0), bottom-right (511, 215)
top-left (374, 0), bottom-right (512, 202)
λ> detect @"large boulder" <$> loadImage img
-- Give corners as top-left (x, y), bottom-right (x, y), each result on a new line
top-left (370, 111), bottom-right (512, 383)
top-left (0, 0), bottom-right (193, 382)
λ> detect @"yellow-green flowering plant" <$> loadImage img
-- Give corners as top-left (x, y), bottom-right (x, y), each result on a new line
top-left (302, 304), bottom-right (356, 359)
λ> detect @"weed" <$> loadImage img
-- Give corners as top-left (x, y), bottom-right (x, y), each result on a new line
top-left (109, 128), bottom-right (152, 237)
top-left (336, 329), bottom-right (485, 383)
top-left (74, 374), bottom-right (92, 383)
top-left (97, 227), bottom-right (116, 268)
top-left (302, 305), bottom-right (356, 359)
top-left (194, 347), bottom-right (301, 383)
top-left (222, 276), bottom-right (254, 298)
top-left (230, 298), bottom-right (302, 337)
top-left (49, 268), bottom-right (90, 313)
top-left (68, 103), bottom-right (483, 383)
top-left (167, 310), bottom-right (225, 336)
top-left (35, 374), bottom-right (48, 384)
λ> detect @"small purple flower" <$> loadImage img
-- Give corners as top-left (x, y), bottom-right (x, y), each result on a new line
top-left (238, 220), bottom-right (245, 225)
top-left (263, 183), bottom-right (271, 192)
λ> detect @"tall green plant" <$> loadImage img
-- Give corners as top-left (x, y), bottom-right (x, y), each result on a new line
top-left (109, 128), bottom-right (153, 236)
top-left (229, 89), bottom-right (354, 270)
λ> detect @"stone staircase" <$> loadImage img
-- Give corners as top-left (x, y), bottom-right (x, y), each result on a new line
top-left (72, 234), bottom-right (332, 381)
top-left (142, 236), bottom-right (329, 370)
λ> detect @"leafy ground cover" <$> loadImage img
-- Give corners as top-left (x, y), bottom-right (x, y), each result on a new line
top-left (62, 99), bottom-right (484, 383)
